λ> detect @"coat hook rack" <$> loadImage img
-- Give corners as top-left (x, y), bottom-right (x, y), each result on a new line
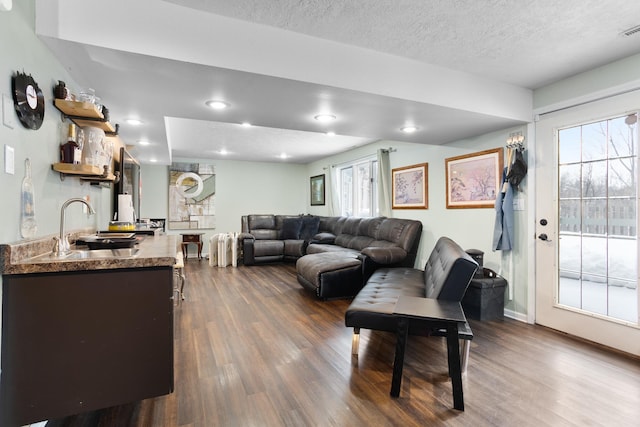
top-left (506, 132), bottom-right (525, 150)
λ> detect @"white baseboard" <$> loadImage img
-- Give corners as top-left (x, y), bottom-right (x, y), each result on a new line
top-left (504, 308), bottom-right (529, 323)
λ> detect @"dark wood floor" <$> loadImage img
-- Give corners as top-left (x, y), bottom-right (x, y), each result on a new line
top-left (48, 260), bottom-right (640, 427)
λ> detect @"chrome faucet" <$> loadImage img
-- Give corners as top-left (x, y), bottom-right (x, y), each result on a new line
top-left (53, 198), bottom-right (96, 256)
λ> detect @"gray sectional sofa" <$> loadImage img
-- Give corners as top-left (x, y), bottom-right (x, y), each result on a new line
top-left (240, 214), bottom-right (423, 299)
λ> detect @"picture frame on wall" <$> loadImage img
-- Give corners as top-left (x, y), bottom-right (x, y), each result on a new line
top-left (445, 147), bottom-right (504, 209)
top-left (392, 162), bottom-right (428, 209)
top-left (310, 174), bottom-right (325, 206)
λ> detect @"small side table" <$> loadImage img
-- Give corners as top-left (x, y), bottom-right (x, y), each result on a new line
top-left (181, 233), bottom-right (204, 260)
top-left (391, 296), bottom-right (467, 411)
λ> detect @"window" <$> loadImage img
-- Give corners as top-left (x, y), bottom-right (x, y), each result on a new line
top-left (336, 157), bottom-right (378, 217)
top-left (557, 113), bottom-right (638, 322)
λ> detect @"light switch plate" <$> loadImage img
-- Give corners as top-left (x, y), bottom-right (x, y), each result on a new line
top-left (2, 94), bottom-right (15, 129)
top-left (513, 196), bottom-right (525, 211)
top-left (0, 0), bottom-right (13, 12)
top-left (5, 144), bottom-right (15, 175)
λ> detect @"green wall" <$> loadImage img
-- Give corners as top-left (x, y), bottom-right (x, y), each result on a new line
top-left (0, 1), bottom-right (112, 245)
top-left (307, 127), bottom-right (530, 319)
top-left (0, 0), bottom-right (115, 382)
top-left (140, 158), bottom-right (307, 254)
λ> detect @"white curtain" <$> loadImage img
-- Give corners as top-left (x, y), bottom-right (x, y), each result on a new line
top-left (377, 149), bottom-right (391, 217)
top-left (326, 166), bottom-right (340, 216)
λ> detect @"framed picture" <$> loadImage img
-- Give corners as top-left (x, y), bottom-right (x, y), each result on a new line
top-left (445, 148), bottom-right (504, 209)
top-left (392, 162), bottom-right (428, 209)
top-left (168, 162), bottom-right (216, 229)
top-left (310, 174), bottom-right (325, 206)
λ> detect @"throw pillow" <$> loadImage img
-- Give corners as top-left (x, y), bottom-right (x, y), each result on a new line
top-left (300, 216), bottom-right (321, 241)
top-left (282, 217), bottom-right (303, 239)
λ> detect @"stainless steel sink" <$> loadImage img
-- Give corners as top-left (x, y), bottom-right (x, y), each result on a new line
top-left (28, 248), bottom-right (140, 262)
top-left (66, 248), bottom-right (140, 259)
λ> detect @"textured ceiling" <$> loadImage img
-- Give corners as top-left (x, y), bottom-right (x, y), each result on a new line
top-left (35, 0), bottom-right (640, 164)
top-left (167, 0), bottom-right (640, 89)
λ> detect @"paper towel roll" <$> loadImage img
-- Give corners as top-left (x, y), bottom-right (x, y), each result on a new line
top-left (118, 194), bottom-right (134, 223)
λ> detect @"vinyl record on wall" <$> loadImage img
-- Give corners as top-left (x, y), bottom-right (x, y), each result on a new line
top-left (12, 71), bottom-right (45, 130)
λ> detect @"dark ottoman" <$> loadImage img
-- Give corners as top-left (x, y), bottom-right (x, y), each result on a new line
top-left (296, 252), bottom-right (363, 299)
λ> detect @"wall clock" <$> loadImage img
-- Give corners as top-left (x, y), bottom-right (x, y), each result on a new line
top-left (12, 71), bottom-right (45, 130)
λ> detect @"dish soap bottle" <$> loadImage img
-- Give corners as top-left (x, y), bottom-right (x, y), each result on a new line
top-left (20, 158), bottom-right (37, 239)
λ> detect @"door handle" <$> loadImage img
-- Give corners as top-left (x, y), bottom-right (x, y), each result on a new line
top-left (538, 233), bottom-right (552, 242)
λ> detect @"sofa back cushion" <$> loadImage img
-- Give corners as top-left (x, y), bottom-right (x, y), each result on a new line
top-left (318, 216), bottom-right (346, 235)
top-left (246, 215), bottom-right (278, 240)
top-left (376, 218), bottom-right (421, 252)
top-left (423, 236), bottom-right (478, 301)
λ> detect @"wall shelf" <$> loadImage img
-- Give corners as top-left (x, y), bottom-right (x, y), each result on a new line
top-left (53, 99), bottom-right (117, 135)
top-left (52, 163), bottom-right (118, 183)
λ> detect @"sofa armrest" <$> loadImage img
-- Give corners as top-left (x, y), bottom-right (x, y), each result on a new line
top-left (359, 246), bottom-right (409, 284)
top-left (237, 232), bottom-right (254, 242)
top-left (361, 246), bottom-right (407, 265)
top-left (242, 235), bottom-right (257, 265)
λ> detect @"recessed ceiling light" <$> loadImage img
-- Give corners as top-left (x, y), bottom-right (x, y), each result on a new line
top-left (126, 119), bottom-right (143, 125)
top-left (149, 158), bottom-right (157, 163)
top-left (220, 149), bottom-right (228, 155)
top-left (279, 153), bottom-right (288, 159)
top-left (401, 126), bottom-right (418, 133)
top-left (241, 122), bottom-right (252, 127)
top-left (137, 140), bottom-right (150, 146)
top-left (326, 131), bottom-right (336, 137)
top-left (206, 100), bottom-right (229, 110)
top-left (314, 114), bottom-right (336, 122)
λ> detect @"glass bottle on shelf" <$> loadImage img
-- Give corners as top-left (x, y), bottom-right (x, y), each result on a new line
top-left (60, 123), bottom-right (80, 164)
top-left (21, 158), bottom-right (37, 239)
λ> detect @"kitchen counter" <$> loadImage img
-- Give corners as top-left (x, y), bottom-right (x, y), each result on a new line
top-left (0, 231), bottom-right (177, 426)
top-left (0, 232), bottom-right (178, 275)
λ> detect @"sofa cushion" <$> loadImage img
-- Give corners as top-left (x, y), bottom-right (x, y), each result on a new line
top-left (312, 232), bottom-right (335, 244)
top-left (282, 217), bottom-right (303, 239)
top-left (424, 236), bottom-right (478, 301)
top-left (335, 234), bottom-right (375, 250)
top-left (252, 229), bottom-right (279, 240)
top-left (358, 217), bottom-right (384, 237)
top-left (253, 240), bottom-right (285, 257)
top-left (340, 217), bottom-right (362, 236)
top-left (344, 267), bottom-right (425, 332)
top-left (248, 215), bottom-right (276, 230)
top-left (299, 216), bottom-right (320, 241)
top-left (306, 243), bottom-right (360, 257)
top-left (284, 239), bottom-right (306, 258)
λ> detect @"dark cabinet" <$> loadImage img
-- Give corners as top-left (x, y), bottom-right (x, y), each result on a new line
top-left (0, 266), bottom-right (174, 426)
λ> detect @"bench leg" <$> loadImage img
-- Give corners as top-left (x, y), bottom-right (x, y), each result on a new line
top-left (351, 328), bottom-right (360, 356)
top-left (460, 339), bottom-right (470, 375)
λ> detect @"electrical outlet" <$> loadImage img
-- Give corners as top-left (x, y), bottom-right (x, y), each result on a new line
top-left (4, 144), bottom-right (14, 174)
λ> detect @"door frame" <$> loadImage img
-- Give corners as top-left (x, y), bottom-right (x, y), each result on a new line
top-left (532, 91), bottom-right (640, 356)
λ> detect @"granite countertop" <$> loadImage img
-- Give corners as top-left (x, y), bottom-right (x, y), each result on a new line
top-left (0, 232), bottom-right (179, 275)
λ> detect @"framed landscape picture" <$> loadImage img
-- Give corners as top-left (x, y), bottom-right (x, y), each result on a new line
top-left (445, 148), bottom-right (503, 209)
top-left (310, 174), bottom-right (325, 205)
top-left (392, 162), bottom-right (428, 209)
